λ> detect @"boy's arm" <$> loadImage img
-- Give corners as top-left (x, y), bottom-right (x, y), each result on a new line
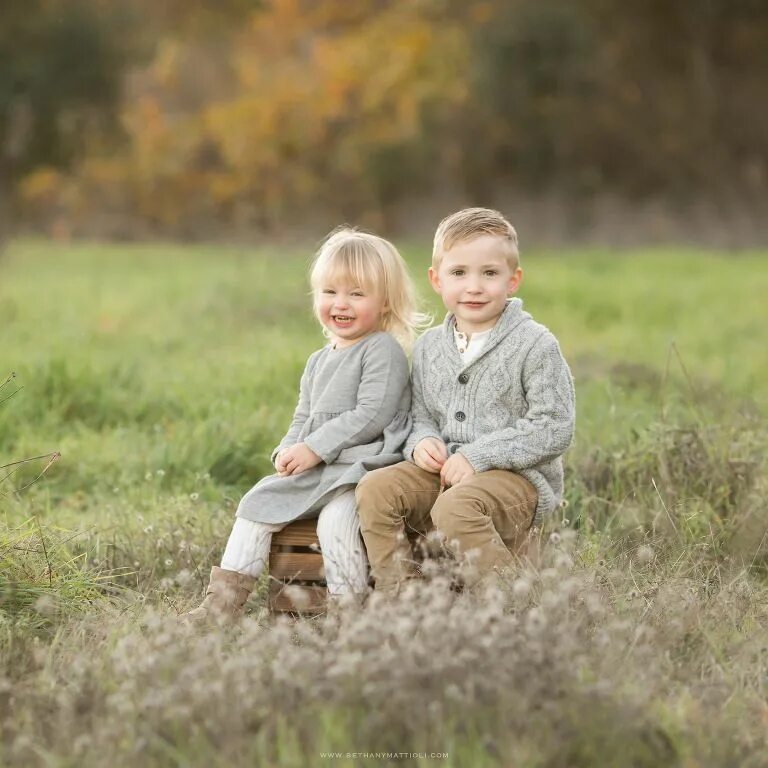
top-left (303, 337), bottom-right (409, 464)
top-left (271, 356), bottom-right (316, 466)
top-left (458, 333), bottom-right (575, 472)
top-left (403, 343), bottom-right (444, 461)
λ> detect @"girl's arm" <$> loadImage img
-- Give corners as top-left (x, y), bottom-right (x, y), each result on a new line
top-left (303, 336), bottom-right (409, 464)
top-left (270, 354), bottom-right (317, 466)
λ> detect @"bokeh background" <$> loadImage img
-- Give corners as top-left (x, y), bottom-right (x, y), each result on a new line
top-left (2, 0), bottom-right (767, 247)
top-left (3, 4), bottom-right (768, 765)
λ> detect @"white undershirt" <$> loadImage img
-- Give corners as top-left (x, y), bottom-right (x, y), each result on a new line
top-left (453, 325), bottom-right (491, 366)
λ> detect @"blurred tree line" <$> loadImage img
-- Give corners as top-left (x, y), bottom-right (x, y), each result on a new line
top-left (0, 0), bottom-right (128, 244)
top-left (4, 0), bottom-right (767, 239)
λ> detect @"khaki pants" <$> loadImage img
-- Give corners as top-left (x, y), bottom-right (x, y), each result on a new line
top-left (356, 461), bottom-right (537, 592)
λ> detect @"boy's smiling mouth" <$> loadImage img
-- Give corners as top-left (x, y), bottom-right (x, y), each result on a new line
top-left (460, 301), bottom-right (488, 309)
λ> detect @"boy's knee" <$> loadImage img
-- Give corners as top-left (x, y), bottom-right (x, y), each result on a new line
top-left (431, 487), bottom-right (483, 535)
top-left (356, 466), bottom-right (407, 528)
top-left (356, 468), bottom-right (394, 507)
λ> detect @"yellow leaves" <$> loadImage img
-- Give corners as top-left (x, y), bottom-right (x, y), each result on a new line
top-left (152, 40), bottom-right (182, 88)
top-left (123, 97), bottom-right (174, 178)
top-left (18, 168), bottom-right (64, 203)
top-left (208, 173), bottom-right (246, 206)
top-left (25, 0), bottom-right (477, 228)
top-left (470, 1), bottom-right (495, 24)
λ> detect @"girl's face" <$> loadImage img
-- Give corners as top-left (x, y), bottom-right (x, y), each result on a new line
top-left (315, 279), bottom-right (386, 347)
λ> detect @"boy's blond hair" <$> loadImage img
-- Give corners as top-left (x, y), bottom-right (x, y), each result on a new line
top-left (432, 207), bottom-right (520, 270)
top-left (310, 227), bottom-right (429, 351)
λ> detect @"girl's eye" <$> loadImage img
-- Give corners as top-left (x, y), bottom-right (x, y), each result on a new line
top-left (322, 289), bottom-right (336, 295)
top-left (351, 291), bottom-right (364, 297)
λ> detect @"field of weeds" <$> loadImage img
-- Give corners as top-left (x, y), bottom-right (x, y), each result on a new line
top-left (1, 240), bottom-right (767, 767)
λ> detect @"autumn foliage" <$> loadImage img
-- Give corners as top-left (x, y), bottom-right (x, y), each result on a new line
top-left (15, 0), bottom-right (768, 238)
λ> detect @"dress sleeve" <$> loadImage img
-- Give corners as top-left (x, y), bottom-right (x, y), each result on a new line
top-left (270, 353), bottom-right (317, 464)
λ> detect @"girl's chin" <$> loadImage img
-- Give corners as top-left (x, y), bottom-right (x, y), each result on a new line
top-left (329, 327), bottom-right (378, 346)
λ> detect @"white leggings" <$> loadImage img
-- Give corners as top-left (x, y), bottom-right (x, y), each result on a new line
top-left (220, 489), bottom-right (368, 595)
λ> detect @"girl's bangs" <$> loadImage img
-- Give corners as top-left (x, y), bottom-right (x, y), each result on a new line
top-left (313, 244), bottom-right (382, 294)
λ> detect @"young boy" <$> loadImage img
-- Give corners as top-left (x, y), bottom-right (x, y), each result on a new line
top-left (355, 207), bottom-right (575, 592)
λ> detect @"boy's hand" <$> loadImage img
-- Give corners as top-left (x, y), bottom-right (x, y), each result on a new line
top-left (440, 452), bottom-right (475, 487)
top-left (277, 443), bottom-right (322, 476)
top-left (413, 437), bottom-right (448, 473)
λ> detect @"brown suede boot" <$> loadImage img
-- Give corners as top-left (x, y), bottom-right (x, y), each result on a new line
top-left (181, 566), bottom-right (256, 625)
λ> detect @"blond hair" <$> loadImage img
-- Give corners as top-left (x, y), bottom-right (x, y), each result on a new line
top-left (432, 207), bottom-right (520, 270)
top-left (310, 227), bottom-right (429, 351)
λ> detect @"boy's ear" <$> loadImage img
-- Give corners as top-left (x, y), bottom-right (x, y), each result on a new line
top-left (428, 266), bottom-right (442, 295)
top-left (507, 267), bottom-right (523, 295)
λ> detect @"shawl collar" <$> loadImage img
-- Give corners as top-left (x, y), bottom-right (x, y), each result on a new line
top-left (438, 298), bottom-right (532, 369)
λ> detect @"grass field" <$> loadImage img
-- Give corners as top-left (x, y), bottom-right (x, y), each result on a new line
top-left (1, 239), bottom-right (767, 766)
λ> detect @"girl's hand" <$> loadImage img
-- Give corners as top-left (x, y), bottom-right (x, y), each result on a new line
top-left (277, 443), bottom-right (322, 476)
top-left (413, 437), bottom-right (448, 473)
top-left (274, 449), bottom-right (288, 473)
top-left (440, 452), bottom-right (475, 487)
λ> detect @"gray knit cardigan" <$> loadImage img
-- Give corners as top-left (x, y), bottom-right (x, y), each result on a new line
top-left (404, 299), bottom-right (575, 524)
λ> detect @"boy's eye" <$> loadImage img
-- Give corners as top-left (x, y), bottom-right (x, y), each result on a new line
top-left (450, 270), bottom-right (465, 276)
top-left (484, 270), bottom-right (498, 277)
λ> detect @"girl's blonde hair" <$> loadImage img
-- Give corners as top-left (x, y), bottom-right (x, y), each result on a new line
top-left (310, 227), bottom-right (430, 351)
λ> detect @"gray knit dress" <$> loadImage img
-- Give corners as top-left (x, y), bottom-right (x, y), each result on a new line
top-left (236, 331), bottom-right (411, 525)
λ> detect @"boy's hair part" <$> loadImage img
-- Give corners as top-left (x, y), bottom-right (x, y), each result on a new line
top-left (432, 207), bottom-right (520, 270)
top-left (311, 226), bottom-right (430, 350)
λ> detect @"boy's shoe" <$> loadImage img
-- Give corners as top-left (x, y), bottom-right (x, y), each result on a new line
top-left (181, 566), bottom-right (256, 625)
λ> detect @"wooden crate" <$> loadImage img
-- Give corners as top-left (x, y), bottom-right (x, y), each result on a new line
top-left (267, 518), bottom-right (430, 613)
top-left (268, 518), bottom-right (329, 613)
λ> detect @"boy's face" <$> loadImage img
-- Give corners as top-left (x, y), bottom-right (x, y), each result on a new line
top-left (428, 234), bottom-right (522, 334)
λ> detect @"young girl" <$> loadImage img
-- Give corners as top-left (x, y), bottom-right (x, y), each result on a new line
top-left (184, 228), bottom-right (424, 621)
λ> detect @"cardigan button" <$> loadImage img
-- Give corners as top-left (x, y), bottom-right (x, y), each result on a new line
top-left (455, 411), bottom-right (466, 422)
top-left (458, 373), bottom-right (469, 384)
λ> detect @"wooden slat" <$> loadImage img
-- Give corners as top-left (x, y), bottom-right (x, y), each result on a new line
top-left (272, 519), bottom-right (420, 551)
top-left (271, 519), bottom-right (320, 548)
top-left (268, 583), bottom-right (327, 613)
top-left (270, 551), bottom-right (325, 581)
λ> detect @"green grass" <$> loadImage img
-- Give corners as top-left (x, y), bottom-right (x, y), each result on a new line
top-left (1, 239), bottom-right (767, 766)
top-left (2, 240), bottom-right (765, 515)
